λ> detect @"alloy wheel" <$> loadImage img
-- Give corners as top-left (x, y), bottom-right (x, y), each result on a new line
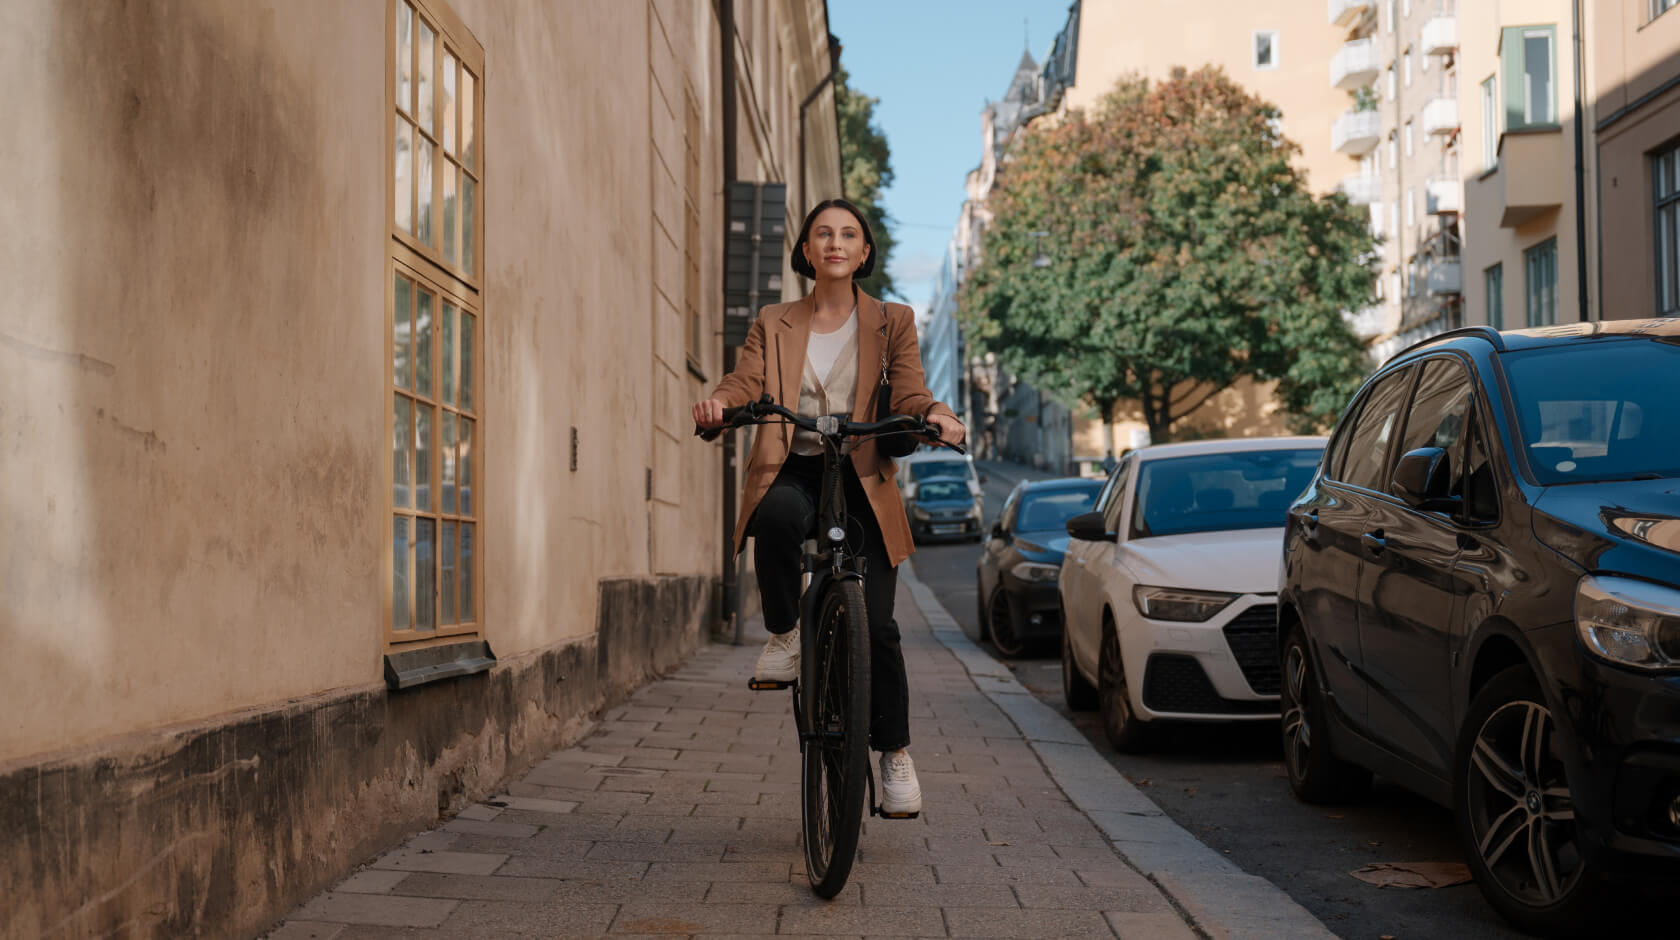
top-left (1282, 644), bottom-right (1312, 781)
top-left (989, 590), bottom-right (1025, 657)
top-left (1465, 699), bottom-right (1582, 907)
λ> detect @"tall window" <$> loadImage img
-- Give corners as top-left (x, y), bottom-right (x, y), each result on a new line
top-left (1485, 264), bottom-right (1504, 329)
top-left (684, 90), bottom-right (704, 370)
top-left (1654, 0), bottom-right (1679, 22)
top-left (1657, 145), bottom-right (1680, 315)
top-left (390, 0), bottom-right (484, 647)
top-left (1481, 76), bottom-right (1499, 169)
top-left (1502, 26), bottom-right (1556, 129)
top-left (1387, 64), bottom-right (1396, 101)
top-left (1405, 120), bottom-right (1414, 157)
top-left (1404, 48), bottom-right (1413, 87)
top-left (1254, 31), bottom-right (1279, 70)
top-left (1526, 238), bottom-right (1558, 326)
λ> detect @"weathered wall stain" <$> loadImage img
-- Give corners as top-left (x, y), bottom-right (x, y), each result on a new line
top-left (0, 331), bottom-right (117, 378)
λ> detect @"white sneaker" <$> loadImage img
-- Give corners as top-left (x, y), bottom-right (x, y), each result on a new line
top-left (753, 628), bottom-right (800, 683)
top-left (879, 751), bottom-right (923, 815)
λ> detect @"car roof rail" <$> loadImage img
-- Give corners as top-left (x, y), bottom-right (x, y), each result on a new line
top-left (1386, 325), bottom-right (1506, 364)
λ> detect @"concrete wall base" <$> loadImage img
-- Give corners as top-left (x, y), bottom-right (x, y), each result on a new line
top-left (2, 573), bottom-right (715, 940)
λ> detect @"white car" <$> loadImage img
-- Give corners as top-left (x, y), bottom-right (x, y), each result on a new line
top-left (1058, 436), bottom-right (1327, 752)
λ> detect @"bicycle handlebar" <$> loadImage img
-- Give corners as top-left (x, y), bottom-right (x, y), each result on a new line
top-left (695, 397), bottom-right (965, 455)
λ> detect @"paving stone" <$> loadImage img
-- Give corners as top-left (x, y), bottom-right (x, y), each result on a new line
top-left (368, 850), bottom-right (507, 876)
top-left (932, 864), bottom-right (1082, 886)
top-left (778, 905), bottom-right (947, 936)
top-left (609, 901), bottom-right (778, 935)
top-left (387, 873), bottom-right (561, 902)
top-left (586, 840), bottom-right (728, 862)
top-left (334, 870), bottom-right (409, 894)
top-left (454, 803), bottom-right (503, 822)
top-left (493, 857), bottom-right (650, 881)
top-left (490, 795), bottom-right (579, 815)
top-left (443, 819), bottom-right (540, 839)
top-left (437, 899), bottom-right (617, 935)
top-left (641, 861), bottom-right (791, 883)
top-left (291, 893), bottom-right (459, 927)
top-left (445, 835), bottom-right (593, 859)
top-left (400, 832), bottom-right (459, 852)
top-left (943, 907), bottom-right (1116, 938)
top-left (858, 881), bottom-right (1020, 908)
top-left (1011, 883), bottom-right (1167, 912)
top-left (703, 879), bottom-right (861, 906)
top-left (535, 877), bottom-right (708, 904)
top-left (264, 922), bottom-right (345, 940)
top-left (1105, 911), bottom-right (1201, 940)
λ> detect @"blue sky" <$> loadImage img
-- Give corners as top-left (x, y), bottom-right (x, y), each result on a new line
top-left (828, 0), bottom-right (1078, 314)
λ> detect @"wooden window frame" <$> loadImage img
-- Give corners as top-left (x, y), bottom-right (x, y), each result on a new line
top-left (387, 0), bottom-right (485, 653)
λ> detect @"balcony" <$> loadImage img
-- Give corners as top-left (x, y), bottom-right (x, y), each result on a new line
top-left (1420, 16), bottom-right (1457, 56)
top-left (1339, 173), bottom-right (1382, 205)
top-left (1492, 128), bottom-right (1567, 227)
top-left (1426, 259), bottom-right (1462, 296)
top-left (1426, 177), bottom-right (1461, 214)
top-left (1332, 110), bottom-right (1382, 155)
top-left (1331, 39), bottom-right (1381, 91)
top-left (1329, 0), bottom-right (1375, 27)
top-left (1346, 304), bottom-right (1389, 338)
top-left (1422, 97), bottom-right (1459, 136)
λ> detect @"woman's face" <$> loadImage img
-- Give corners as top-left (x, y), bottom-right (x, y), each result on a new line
top-left (802, 207), bottom-right (870, 282)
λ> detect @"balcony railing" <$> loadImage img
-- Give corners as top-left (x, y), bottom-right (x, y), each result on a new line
top-left (1331, 38), bottom-right (1381, 90)
top-left (1426, 259), bottom-right (1462, 295)
top-left (1339, 173), bottom-right (1382, 205)
top-left (1329, 0), bottom-right (1375, 27)
top-left (1426, 177), bottom-right (1461, 214)
top-left (1332, 110), bottom-right (1382, 155)
top-left (1421, 15), bottom-right (1457, 56)
top-left (1422, 97), bottom-right (1459, 136)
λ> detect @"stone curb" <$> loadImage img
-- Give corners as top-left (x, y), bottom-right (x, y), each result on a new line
top-left (900, 562), bottom-right (1339, 940)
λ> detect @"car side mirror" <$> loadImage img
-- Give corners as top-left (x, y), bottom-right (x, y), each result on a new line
top-left (991, 520), bottom-right (1009, 540)
top-left (1066, 511), bottom-right (1116, 543)
top-left (1392, 447), bottom-right (1460, 512)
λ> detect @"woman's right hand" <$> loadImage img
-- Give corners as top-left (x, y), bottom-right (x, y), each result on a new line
top-left (692, 399), bottom-right (727, 429)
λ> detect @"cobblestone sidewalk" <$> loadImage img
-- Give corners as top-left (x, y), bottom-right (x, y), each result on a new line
top-left (269, 578), bottom-right (1201, 939)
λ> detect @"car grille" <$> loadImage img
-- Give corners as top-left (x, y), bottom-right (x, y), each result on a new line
top-left (1141, 654), bottom-right (1277, 715)
top-left (1222, 605), bottom-right (1280, 696)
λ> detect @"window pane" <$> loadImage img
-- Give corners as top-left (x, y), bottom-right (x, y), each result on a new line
top-left (1525, 33), bottom-right (1552, 124)
top-left (393, 394), bottom-right (411, 508)
top-left (1254, 33), bottom-right (1272, 68)
top-left (393, 515), bottom-right (410, 631)
top-left (460, 522), bottom-right (474, 622)
top-left (416, 403), bottom-right (433, 510)
top-left (396, 2), bottom-right (413, 115)
top-left (459, 417), bottom-right (474, 516)
top-left (443, 161), bottom-right (458, 264)
top-left (462, 69), bottom-right (476, 170)
top-left (415, 289), bottom-right (433, 397)
top-left (394, 274), bottom-right (411, 389)
top-left (395, 118), bottom-right (413, 234)
top-left (415, 517), bottom-right (435, 632)
top-left (441, 519), bottom-right (457, 625)
top-left (443, 52), bottom-right (457, 154)
top-left (416, 19), bottom-right (434, 134)
top-left (442, 301), bottom-right (456, 406)
top-left (462, 312), bottom-right (475, 412)
top-left (442, 409), bottom-right (458, 514)
top-left (1395, 360), bottom-right (1472, 495)
top-left (416, 138), bottom-right (434, 247)
top-left (462, 174), bottom-right (475, 275)
top-left (1339, 368), bottom-right (1414, 490)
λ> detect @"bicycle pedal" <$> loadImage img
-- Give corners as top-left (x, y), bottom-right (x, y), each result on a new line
top-left (876, 809), bottom-right (919, 820)
top-left (747, 678), bottom-right (794, 691)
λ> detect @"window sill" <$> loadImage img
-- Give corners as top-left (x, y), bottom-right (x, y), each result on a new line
top-left (384, 639), bottom-right (497, 690)
top-left (686, 357), bottom-right (709, 382)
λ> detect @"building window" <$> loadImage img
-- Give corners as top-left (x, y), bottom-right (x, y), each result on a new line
top-left (1656, 145), bottom-right (1680, 315)
top-left (1372, 201), bottom-right (1385, 236)
top-left (1388, 132), bottom-right (1398, 166)
top-left (1402, 0), bottom-right (1411, 15)
top-left (1392, 271), bottom-right (1402, 300)
top-left (1254, 31), bottom-right (1278, 70)
top-left (1404, 48), bottom-right (1413, 87)
top-left (1407, 188), bottom-right (1415, 228)
top-left (391, 0), bottom-right (484, 646)
top-left (684, 90), bottom-right (704, 371)
top-left (1385, 0), bottom-right (1395, 33)
top-left (1481, 75), bottom-right (1499, 169)
top-left (1525, 237), bottom-right (1558, 326)
top-left (1390, 199), bottom-right (1399, 236)
top-left (1387, 65), bottom-right (1396, 101)
top-left (1502, 26), bottom-right (1556, 129)
top-left (1485, 264), bottom-right (1504, 328)
top-left (1654, 0), bottom-right (1679, 22)
top-left (1405, 120), bottom-right (1414, 157)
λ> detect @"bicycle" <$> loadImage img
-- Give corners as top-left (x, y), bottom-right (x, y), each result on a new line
top-left (697, 396), bottom-right (964, 898)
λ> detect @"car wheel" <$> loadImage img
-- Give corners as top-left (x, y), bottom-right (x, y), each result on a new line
top-left (1454, 666), bottom-right (1606, 936)
top-left (1062, 623), bottom-right (1097, 711)
top-left (1280, 625), bottom-right (1372, 804)
top-left (988, 589), bottom-right (1027, 658)
top-left (1098, 619), bottom-right (1152, 753)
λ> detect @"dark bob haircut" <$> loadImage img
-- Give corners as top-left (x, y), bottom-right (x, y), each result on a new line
top-left (791, 198), bottom-right (877, 280)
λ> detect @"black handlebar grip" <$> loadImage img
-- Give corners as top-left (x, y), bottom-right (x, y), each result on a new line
top-left (694, 404), bottom-right (749, 441)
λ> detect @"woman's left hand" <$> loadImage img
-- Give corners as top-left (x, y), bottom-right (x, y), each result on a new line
top-left (927, 413), bottom-right (966, 448)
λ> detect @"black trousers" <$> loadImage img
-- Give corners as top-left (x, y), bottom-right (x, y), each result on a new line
top-left (752, 454), bottom-right (910, 752)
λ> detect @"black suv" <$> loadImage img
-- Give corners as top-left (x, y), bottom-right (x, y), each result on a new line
top-left (1279, 320), bottom-right (1680, 935)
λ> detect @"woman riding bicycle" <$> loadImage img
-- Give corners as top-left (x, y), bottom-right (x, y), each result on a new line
top-left (692, 198), bottom-right (965, 817)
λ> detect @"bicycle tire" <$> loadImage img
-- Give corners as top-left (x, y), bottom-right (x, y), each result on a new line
top-left (800, 578), bottom-right (871, 899)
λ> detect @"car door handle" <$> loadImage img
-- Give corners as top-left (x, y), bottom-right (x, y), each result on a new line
top-left (1362, 530), bottom-right (1387, 556)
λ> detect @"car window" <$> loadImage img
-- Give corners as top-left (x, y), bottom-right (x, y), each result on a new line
top-left (999, 485), bottom-right (1023, 531)
top-left (1391, 358), bottom-right (1473, 496)
top-left (916, 479), bottom-right (970, 502)
top-left (1461, 407), bottom-right (1500, 523)
top-left (1099, 458), bottom-right (1133, 532)
top-left (1503, 341), bottom-right (1680, 483)
top-left (1017, 485), bottom-right (1102, 533)
top-left (911, 460), bottom-right (971, 482)
top-left (1129, 448), bottom-right (1326, 539)
top-left (1337, 366), bottom-right (1415, 491)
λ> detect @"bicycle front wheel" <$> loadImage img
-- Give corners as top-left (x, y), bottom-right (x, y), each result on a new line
top-left (800, 578), bottom-right (871, 899)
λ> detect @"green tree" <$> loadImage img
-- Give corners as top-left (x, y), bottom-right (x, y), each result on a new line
top-left (835, 66), bottom-right (898, 300)
top-left (957, 68), bottom-right (1376, 446)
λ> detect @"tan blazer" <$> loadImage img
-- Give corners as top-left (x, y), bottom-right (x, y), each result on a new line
top-left (710, 289), bottom-right (956, 568)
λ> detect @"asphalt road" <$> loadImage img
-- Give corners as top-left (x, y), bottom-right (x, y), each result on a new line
top-left (906, 459), bottom-right (1550, 940)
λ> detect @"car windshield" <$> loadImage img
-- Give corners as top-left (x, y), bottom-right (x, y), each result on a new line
top-left (1502, 341), bottom-right (1680, 484)
top-left (911, 460), bottom-right (970, 482)
top-left (916, 479), bottom-right (970, 502)
top-left (1016, 485), bottom-right (1101, 532)
top-left (1131, 448), bottom-right (1324, 539)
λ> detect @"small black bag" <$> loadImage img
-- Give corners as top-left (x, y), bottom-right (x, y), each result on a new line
top-left (874, 320), bottom-right (920, 459)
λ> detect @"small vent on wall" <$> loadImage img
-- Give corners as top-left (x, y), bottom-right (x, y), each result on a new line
top-left (646, 467), bottom-right (653, 501)
top-left (570, 428), bottom-right (578, 472)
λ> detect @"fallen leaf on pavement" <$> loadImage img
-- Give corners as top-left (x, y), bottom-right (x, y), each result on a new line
top-left (1351, 862), bottom-right (1473, 889)
top-left (987, 841), bottom-right (1009, 846)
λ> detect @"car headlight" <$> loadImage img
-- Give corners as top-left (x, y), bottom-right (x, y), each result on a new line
top-left (1011, 561), bottom-right (1060, 583)
top-left (911, 506), bottom-right (931, 521)
top-left (1574, 575), bottom-right (1680, 669)
top-left (1132, 586), bottom-right (1236, 622)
